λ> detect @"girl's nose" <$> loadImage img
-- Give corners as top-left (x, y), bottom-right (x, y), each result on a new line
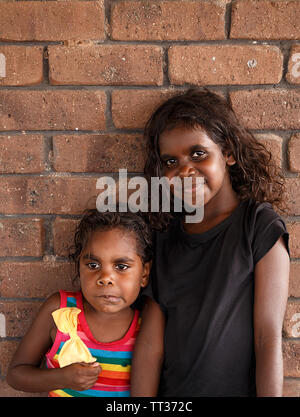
top-left (96, 274), bottom-right (113, 286)
top-left (178, 163), bottom-right (196, 178)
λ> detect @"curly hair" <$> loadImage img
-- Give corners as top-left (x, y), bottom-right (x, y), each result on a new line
top-left (69, 208), bottom-right (153, 283)
top-left (144, 87), bottom-right (286, 231)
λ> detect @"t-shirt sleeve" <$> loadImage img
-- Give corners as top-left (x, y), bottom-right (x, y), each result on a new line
top-left (252, 204), bottom-right (289, 265)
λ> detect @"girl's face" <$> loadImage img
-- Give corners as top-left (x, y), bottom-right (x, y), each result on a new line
top-left (79, 227), bottom-right (150, 315)
top-left (159, 125), bottom-right (236, 212)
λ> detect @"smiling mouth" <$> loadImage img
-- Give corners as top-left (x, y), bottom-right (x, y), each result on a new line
top-left (184, 183), bottom-right (204, 193)
top-left (181, 179), bottom-right (207, 193)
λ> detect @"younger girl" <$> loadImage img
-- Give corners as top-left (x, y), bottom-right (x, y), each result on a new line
top-left (7, 209), bottom-right (152, 397)
top-left (131, 88), bottom-right (290, 397)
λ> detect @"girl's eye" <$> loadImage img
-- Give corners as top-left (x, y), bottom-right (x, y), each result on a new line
top-left (87, 262), bottom-right (99, 270)
top-left (115, 264), bottom-right (129, 271)
top-left (164, 158), bottom-right (177, 167)
top-left (192, 150), bottom-right (206, 158)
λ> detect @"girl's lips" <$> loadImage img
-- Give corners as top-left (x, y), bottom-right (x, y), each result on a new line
top-left (184, 183), bottom-right (204, 193)
top-left (99, 295), bottom-right (122, 303)
top-left (183, 179), bottom-right (206, 193)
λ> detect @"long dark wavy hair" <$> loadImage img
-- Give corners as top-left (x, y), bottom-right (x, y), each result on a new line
top-left (144, 88), bottom-right (286, 231)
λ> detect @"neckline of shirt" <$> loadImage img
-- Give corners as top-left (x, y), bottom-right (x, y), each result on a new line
top-left (177, 199), bottom-right (247, 243)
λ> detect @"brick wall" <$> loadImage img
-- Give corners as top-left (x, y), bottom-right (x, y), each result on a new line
top-left (0, 0), bottom-right (299, 397)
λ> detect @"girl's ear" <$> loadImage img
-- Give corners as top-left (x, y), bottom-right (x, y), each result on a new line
top-left (225, 152), bottom-right (236, 166)
top-left (141, 261), bottom-right (151, 288)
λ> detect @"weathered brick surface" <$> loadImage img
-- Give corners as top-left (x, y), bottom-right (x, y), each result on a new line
top-left (286, 44), bottom-right (300, 85)
top-left (288, 134), bottom-right (300, 172)
top-left (284, 179), bottom-right (300, 216)
top-left (0, 176), bottom-right (98, 215)
top-left (53, 218), bottom-right (79, 258)
top-left (0, 135), bottom-right (45, 174)
top-left (230, 89), bottom-right (300, 130)
top-left (0, 46), bottom-right (43, 86)
top-left (231, 0), bottom-right (300, 40)
top-left (0, 1), bottom-right (105, 42)
top-left (0, 260), bottom-right (77, 298)
top-left (111, 1), bottom-right (226, 41)
top-left (283, 340), bottom-right (300, 378)
top-left (283, 378), bottom-right (300, 397)
top-left (255, 134), bottom-right (282, 168)
top-left (0, 341), bottom-right (19, 378)
top-left (53, 134), bottom-right (146, 173)
top-left (48, 45), bottom-right (163, 86)
top-left (0, 219), bottom-right (44, 257)
top-left (0, 300), bottom-right (42, 338)
top-left (283, 301), bottom-right (300, 338)
top-left (0, 90), bottom-right (106, 131)
top-left (111, 89), bottom-right (179, 129)
top-left (290, 262), bottom-right (300, 298)
top-left (169, 45), bottom-right (283, 85)
top-left (287, 222), bottom-right (300, 258)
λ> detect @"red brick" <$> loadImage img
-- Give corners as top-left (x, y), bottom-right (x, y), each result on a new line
top-left (287, 222), bottom-right (300, 258)
top-left (169, 45), bottom-right (283, 85)
top-left (230, 89), bottom-right (300, 130)
top-left (0, 218), bottom-right (44, 257)
top-left (0, 1), bottom-right (105, 42)
top-left (284, 179), bottom-right (300, 216)
top-left (0, 46), bottom-right (43, 86)
top-left (283, 301), bottom-right (300, 338)
top-left (48, 45), bottom-right (163, 86)
top-left (0, 300), bottom-right (42, 338)
top-left (288, 134), bottom-right (300, 172)
top-left (286, 44), bottom-right (300, 85)
top-left (255, 133), bottom-right (282, 168)
top-left (283, 378), bottom-right (300, 397)
top-left (0, 135), bottom-right (44, 174)
top-left (283, 340), bottom-right (300, 377)
top-left (53, 218), bottom-right (79, 257)
top-left (0, 90), bottom-right (106, 131)
top-left (0, 176), bottom-right (98, 215)
top-left (53, 134), bottom-right (146, 173)
top-left (290, 262), bottom-right (300, 298)
top-left (111, 0), bottom-right (226, 41)
top-left (0, 340), bottom-right (18, 377)
top-left (230, 0), bottom-right (300, 40)
top-left (0, 379), bottom-right (47, 397)
top-left (0, 260), bottom-right (77, 298)
top-left (111, 89), bottom-right (179, 129)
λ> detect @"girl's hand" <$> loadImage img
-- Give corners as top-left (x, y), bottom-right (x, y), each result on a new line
top-left (60, 362), bottom-right (102, 391)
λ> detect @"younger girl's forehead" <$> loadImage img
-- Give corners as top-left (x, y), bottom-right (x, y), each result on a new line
top-left (82, 226), bottom-right (139, 255)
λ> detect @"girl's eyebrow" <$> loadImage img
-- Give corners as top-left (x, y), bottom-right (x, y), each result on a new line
top-left (82, 253), bottom-right (99, 261)
top-left (82, 254), bottom-right (135, 263)
top-left (190, 144), bottom-right (210, 152)
top-left (160, 144), bottom-right (210, 159)
top-left (160, 153), bottom-right (174, 160)
top-left (114, 257), bottom-right (135, 263)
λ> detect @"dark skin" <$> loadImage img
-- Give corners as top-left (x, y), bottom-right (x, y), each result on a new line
top-left (7, 228), bottom-right (150, 393)
top-left (130, 126), bottom-right (290, 396)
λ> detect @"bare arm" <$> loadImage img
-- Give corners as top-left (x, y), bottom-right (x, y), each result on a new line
top-left (254, 236), bottom-right (290, 397)
top-left (6, 292), bottom-right (101, 393)
top-left (130, 297), bottom-right (165, 396)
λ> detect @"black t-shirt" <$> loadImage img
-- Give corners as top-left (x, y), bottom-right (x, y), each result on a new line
top-left (144, 199), bottom-right (289, 397)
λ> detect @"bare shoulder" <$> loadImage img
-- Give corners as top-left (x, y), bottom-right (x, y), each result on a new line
top-left (42, 292), bottom-right (61, 312)
top-left (35, 292), bottom-right (61, 319)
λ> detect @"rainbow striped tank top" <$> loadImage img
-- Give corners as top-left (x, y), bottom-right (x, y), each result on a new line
top-left (46, 290), bottom-right (140, 397)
